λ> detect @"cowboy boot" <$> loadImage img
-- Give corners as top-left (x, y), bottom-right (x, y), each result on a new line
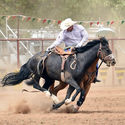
top-left (93, 77), bottom-right (101, 83)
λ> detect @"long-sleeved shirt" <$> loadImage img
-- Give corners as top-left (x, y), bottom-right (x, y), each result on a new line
top-left (47, 24), bottom-right (88, 50)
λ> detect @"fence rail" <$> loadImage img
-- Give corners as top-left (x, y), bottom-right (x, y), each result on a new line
top-left (0, 37), bottom-right (125, 86)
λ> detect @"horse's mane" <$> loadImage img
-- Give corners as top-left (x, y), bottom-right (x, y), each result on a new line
top-left (75, 39), bottom-right (100, 53)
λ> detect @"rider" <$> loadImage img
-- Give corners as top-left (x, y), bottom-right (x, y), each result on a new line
top-left (46, 18), bottom-right (100, 83)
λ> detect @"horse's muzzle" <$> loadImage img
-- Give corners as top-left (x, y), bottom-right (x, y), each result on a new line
top-left (111, 58), bottom-right (116, 66)
top-left (105, 54), bottom-right (116, 67)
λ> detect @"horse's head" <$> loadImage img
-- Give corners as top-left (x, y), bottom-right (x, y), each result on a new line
top-left (97, 37), bottom-right (116, 67)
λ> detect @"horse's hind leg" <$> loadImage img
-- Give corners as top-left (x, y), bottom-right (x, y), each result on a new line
top-left (32, 75), bottom-right (46, 92)
top-left (42, 77), bottom-right (60, 104)
top-left (49, 82), bottom-right (68, 96)
top-left (52, 85), bottom-right (75, 109)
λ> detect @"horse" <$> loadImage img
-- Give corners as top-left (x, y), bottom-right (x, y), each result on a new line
top-left (1, 37), bottom-right (116, 111)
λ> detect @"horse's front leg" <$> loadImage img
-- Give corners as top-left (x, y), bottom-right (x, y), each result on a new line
top-left (63, 77), bottom-right (81, 102)
top-left (72, 83), bottom-right (91, 112)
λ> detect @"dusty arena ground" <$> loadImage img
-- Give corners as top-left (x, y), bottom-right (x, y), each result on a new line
top-left (0, 81), bottom-right (125, 125)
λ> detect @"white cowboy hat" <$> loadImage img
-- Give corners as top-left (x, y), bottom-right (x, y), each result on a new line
top-left (60, 18), bottom-right (76, 30)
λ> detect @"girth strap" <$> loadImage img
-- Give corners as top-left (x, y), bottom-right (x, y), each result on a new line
top-left (60, 55), bottom-right (68, 82)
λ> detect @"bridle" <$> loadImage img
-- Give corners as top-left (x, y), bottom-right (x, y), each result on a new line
top-left (97, 42), bottom-right (113, 62)
top-left (97, 41), bottom-right (115, 69)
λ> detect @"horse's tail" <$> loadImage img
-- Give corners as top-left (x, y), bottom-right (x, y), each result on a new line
top-left (1, 63), bottom-right (31, 86)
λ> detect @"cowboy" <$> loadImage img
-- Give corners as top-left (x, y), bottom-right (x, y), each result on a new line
top-left (46, 18), bottom-right (100, 82)
top-left (46, 18), bottom-right (88, 51)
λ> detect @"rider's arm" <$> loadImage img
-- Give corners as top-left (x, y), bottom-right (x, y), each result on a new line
top-left (76, 28), bottom-right (88, 47)
top-left (46, 31), bottom-right (64, 51)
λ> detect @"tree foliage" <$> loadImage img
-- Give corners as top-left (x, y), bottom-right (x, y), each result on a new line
top-left (0, 0), bottom-right (124, 21)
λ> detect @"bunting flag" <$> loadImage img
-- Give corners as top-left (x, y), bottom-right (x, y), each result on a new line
top-left (90, 22), bottom-right (93, 26)
top-left (97, 21), bottom-right (99, 25)
top-left (57, 20), bottom-right (61, 24)
top-left (7, 16), bottom-right (10, 20)
top-left (111, 21), bottom-right (114, 25)
top-left (121, 20), bottom-right (125, 24)
top-left (107, 21), bottom-right (110, 26)
top-left (79, 22), bottom-right (82, 24)
top-left (22, 16), bottom-right (26, 21)
top-left (43, 19), bottom-right (47, 23)
top-left (37, 18), bottom-right (41, 22)
top-left (32, 18), bottom-right (36, 22)
top-left (0, 15), bottom-right (125, 26)
top-left (26, 17), bottom-right (31, 22)
top-left (47, 20), bottom-right (51, 24)
top-left (12, 16), bottom-right (16, 19)
top-left (1, 16), bottom-right (6, 19)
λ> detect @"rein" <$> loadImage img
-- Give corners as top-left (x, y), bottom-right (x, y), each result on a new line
top-left (85, 43), bottom-right (105, 85)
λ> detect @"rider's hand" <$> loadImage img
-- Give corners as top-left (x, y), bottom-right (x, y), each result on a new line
top-left (71, 47), bottom-right (76, 52)
top-left (46, 47), bottom-right (52, 52)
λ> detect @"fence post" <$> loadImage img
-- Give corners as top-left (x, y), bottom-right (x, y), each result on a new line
top-left (42, 39), bottom-right (44, 53)
top-left (17, 17), bottom-right (20, 67)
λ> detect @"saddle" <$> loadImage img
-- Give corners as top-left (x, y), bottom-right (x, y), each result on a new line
top-left (52, 46), bottom-right (76, 82)
top-left (53, 46), bottom-right (74, 55)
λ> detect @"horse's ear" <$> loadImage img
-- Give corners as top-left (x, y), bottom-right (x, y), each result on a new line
top-left (99, 37), bottom-right (106, 42)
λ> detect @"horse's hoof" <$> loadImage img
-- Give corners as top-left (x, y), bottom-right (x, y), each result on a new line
top-left (66, 105), bottom-right (79, 113)
top-left (51, 94), bottom-right (60, 104)
top-left (52, 104), bottom-right (58, 110)
top-left (71, 97), bottom-right (75, 102)
top-left (65, 98), bottom-right (71, 105)
top-left (44, 91), bottom-right (51, 97)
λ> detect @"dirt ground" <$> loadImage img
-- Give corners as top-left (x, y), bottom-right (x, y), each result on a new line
top-left (0, 82), bottom-right (125, 125)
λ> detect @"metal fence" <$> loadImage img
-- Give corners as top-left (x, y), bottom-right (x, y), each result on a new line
top-left (0, 38), bottom-right (125, 86)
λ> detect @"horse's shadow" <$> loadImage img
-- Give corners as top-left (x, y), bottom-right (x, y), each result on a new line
top-left (79, 110), bottom-right (124, 114)
top-left (51, 108), bottom-right (124, 114)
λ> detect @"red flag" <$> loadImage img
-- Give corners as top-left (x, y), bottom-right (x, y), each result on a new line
top-left (90, 22), bottom-right (93, 26)
top-left (111, 21), bottom-right (114, 25)
top-left (12, 16), bottom-right (16, 19)
top-left (58, 20), bottom-right (61, 24)
top-left (43, 19), bottom-right (47, 23)
top-left (97, 21), bottom-right (99, 25)
top-left (26, 17), bottom-right (31, 22)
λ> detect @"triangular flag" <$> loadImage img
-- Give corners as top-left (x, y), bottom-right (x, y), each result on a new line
top-left (90, 22), bottom-right (93, 26)
top-left (12, 16), bottom-right (16, 19)
top-left (26, 17), bottom-right (31, 22)
top-left (107, 21), bottom-right (110, 25)
top-left (1, 16), bottom-right (6, 19)
top-left (47, 20), bottom-right (51, 24)
top-left (97, 21), bottom-right (99, 25)
top-left (43, 19), bottom-right (47, 23)
top-left (32, 18), bottom-right (36, 22)
top-left (111, 21), bottom-right (114, 25)
top-left (121, 20), bottom-right (125, 24)
top-left (7, 16), bottom-right (10, 20)
top-left (52, 20), bottom-right (56, 24)
top-left (58, 20), bottom-right (61, 24)
top-left (37, 18), bottom-right (41, 22)
top-left (79, 22), bottom-right (82, 24)
top-left (22, 16), bottom-right (26, 21)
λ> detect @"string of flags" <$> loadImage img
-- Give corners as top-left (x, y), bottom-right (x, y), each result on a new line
top-left (0, 15), bottom-right (124, 26)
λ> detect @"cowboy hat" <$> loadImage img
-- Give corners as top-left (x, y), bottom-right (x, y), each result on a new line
top-left (60, 18), bottom-right (76, 30)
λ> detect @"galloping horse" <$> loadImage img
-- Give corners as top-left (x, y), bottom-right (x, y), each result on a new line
top-left (1, 37), bottom-right (116, 111)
